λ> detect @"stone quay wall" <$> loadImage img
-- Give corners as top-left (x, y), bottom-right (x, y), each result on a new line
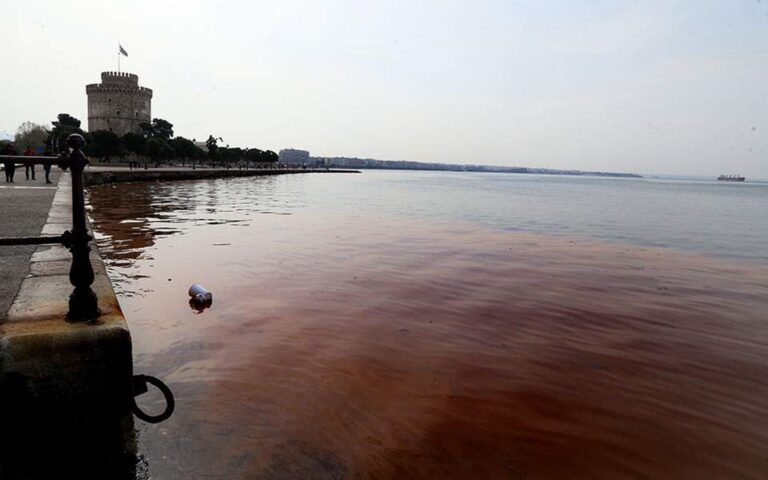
top-left (0, 173), bottom-right (136, 479)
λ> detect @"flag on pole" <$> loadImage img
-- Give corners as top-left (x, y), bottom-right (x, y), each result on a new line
top-left (119, 44), bottom-right (128, 57)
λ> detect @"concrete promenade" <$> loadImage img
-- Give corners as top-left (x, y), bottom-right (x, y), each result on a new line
top-left (0, 170), bottom-right (61, 322)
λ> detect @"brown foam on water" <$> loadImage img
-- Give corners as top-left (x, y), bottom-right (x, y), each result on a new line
top-left (87, 192), bottom-right (768, 479)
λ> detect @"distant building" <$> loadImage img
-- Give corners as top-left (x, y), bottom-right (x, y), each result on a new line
top-left (86, 71), bottom-right (153, 136)
top-left (278, 148), bottom-right (310, 164)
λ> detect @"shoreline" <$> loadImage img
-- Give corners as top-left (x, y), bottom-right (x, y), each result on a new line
top-left (83, 166), bottom-right (360, 187)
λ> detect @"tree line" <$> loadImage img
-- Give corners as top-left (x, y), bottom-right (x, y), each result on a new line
top-left (3, 114), bottom-right (278, 169)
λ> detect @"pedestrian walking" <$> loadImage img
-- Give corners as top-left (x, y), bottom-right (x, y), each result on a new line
top-left (3, 143), bottom-right (17, 183)
top-left (24, 146), bottom-right (36, 180)
top-left (43, 145), bottom-right (53, 184)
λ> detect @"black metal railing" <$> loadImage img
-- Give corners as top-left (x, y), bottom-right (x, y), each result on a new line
top-left (2, 134), bottom-right (177, 426)
top-left (0, 133), bottom-right (100, 321)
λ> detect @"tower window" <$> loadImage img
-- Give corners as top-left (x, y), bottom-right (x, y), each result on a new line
top-left (117, 110), bottom-right (121, 115)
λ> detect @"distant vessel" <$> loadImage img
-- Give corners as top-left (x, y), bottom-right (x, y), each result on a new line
top-left (718, 174), bottom-right (745, 182)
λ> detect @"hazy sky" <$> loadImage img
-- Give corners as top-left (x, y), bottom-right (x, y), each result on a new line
top-left (2, 0), bottom-right (767, 176)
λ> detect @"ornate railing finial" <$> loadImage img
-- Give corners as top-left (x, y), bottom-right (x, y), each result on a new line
top-left (64, 133), bottom-right (101, 321)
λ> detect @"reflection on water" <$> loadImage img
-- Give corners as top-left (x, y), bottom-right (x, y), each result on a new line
top-left (87, 176), bottom-right (289, 297)
top-left (88, 174), bottom-right (768, 479)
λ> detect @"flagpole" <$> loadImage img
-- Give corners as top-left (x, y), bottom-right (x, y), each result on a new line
top-left (117, 42), bottom-right (121, 73)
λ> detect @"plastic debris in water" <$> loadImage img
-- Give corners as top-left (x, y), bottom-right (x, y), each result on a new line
top-left (188, 283), bottom-right (213, 312)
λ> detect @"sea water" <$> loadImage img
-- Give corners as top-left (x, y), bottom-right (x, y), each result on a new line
top-left (88, 171), bottom-right (768, 479)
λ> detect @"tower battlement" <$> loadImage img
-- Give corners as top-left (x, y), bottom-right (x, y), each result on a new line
top-left (86, 84), bottom-right (153, 97)
top-left (101, 71), bottom-right (139, 85)
top-left (86, 71), bottom-right (152, 135)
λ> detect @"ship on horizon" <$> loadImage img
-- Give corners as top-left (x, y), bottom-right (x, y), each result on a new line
top-left (717, 174), bottom-right (745, 182)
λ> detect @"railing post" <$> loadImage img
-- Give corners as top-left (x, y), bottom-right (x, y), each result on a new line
top-left (65, 133), bottom-right (101, 321)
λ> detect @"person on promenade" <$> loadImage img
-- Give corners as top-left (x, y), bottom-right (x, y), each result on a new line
top-left (3, 144), bottom-right (17, 183)
top-left (24, 146), bottom-right (36, 180)
top-left (43, 145), bottom-right (53, 184)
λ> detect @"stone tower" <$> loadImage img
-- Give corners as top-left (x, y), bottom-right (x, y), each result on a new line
top-left (86, 72), bottom-right (152, 136)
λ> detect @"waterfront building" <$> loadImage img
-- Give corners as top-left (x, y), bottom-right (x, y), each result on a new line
top-left (278, 148), bottom-right (310, 164)
top-left (86, 72), bottom-right (153, 135)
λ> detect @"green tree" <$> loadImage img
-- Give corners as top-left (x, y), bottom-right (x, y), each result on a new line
top-left (84, 130), bottom-right (122, 162)
top-left (192, 143), bottom-right (207, 169)
top-left (205, 135), bottom-right (221, 166)
top-left (231, 147), bottom-right (244, 168)
top-left (52, 113), bottom-right (80, 129)
top-left (218, 147), bottom-right (231, 169)
top-left (122, 132), bottom-right (146, 155)
top-left (244, 148), bottom-right (262, 168)
top-left (170, 136), bottom-right (196, 167)
top-left (262, 150), bottom-right (278, 163)
top-left (151, 118), bottom-right (174, 140)
top-left (139, 121), bottom-right (153, 137)
top-left (138, 118), bottom-right (174, 140)
top-left (48, 113), bottom-right (83, 152)
top-left (122, 132), bottom-right (147, 166)
top-left (147, 137), bottom-right (174, 166)
top-left (221, 146), bottom-right (244, 169)
top-left (14, 121), bottom-right (49, 152)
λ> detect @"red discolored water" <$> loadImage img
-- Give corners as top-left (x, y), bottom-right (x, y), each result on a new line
top-left (87, 179), bottom-right (768, 480)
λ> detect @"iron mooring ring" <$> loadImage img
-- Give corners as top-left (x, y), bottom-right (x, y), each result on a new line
top-left (131, 374), bottom-right (175, 424)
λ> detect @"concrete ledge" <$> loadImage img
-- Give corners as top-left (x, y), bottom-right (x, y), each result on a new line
top-left (0, 174), bottom-right (136, 479)
top-left (84, 167), bottom-right (359, 186)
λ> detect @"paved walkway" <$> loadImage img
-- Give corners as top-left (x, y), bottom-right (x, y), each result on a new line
top-left (0, 171), bottom-right (61, 322)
